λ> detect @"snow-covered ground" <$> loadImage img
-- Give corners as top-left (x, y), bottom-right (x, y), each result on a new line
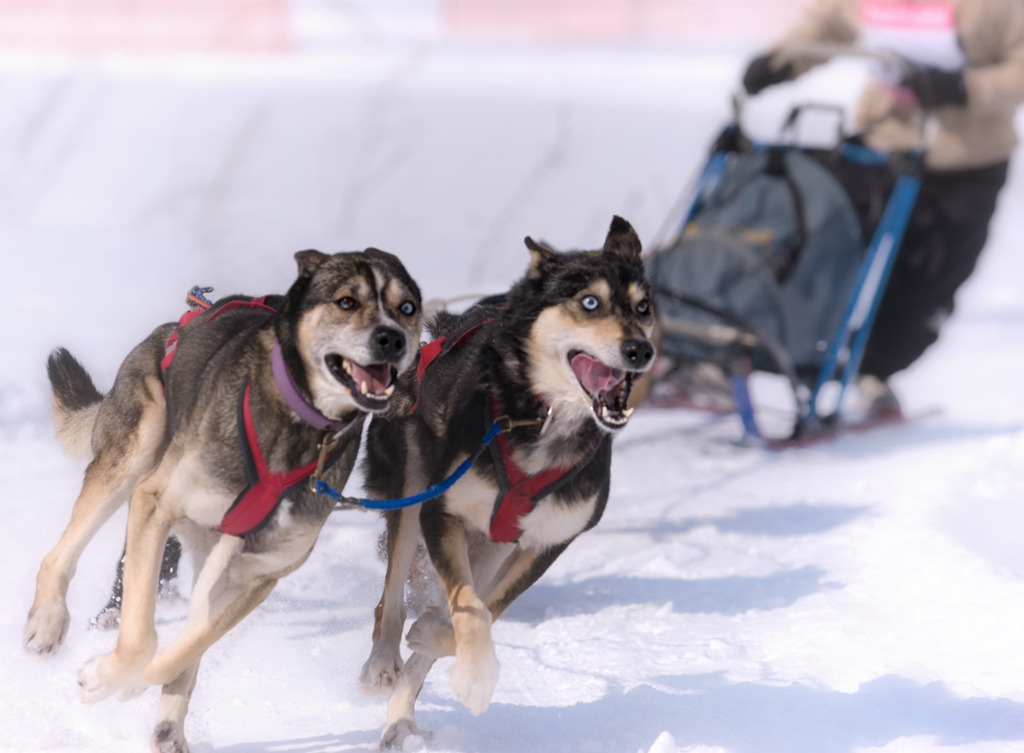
top-left (2, 33), bottom-right (1024, 753)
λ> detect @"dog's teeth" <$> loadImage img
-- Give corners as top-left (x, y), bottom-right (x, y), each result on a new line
top-left (384, 384), bottom-right (395, 397)
top-left (622, 407), bottom-right (634, 419)
top-left (360, 380), bottom-right (369, 395)
top-left (342, 358), bottom-right (352, 375)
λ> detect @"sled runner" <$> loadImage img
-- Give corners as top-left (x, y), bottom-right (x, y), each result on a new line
top-left (646, 100), bottom-right (923, 444)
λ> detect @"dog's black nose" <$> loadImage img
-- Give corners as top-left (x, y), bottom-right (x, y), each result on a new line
top-left (373, 326), bottom-right (407, 362)
top-left (621, 338), bottom-right (654, 368)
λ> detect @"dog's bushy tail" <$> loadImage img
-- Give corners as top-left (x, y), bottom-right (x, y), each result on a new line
top-left (47, 347), bottom-right (103, 461)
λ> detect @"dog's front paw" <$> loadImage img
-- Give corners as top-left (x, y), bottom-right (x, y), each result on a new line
top-left (381, 718), bottom-right (431, 750)
top-left (449, 643), bottom-right (500, 716)
top-left (359, 645), bottom-right (404, 694)
top-left (78, 653), bottom-right (139, 704)
top-left (23, 603), bottom-right (71, 655)
top-left (153, 720), bottom-right (189, 753)
top-left (406, 607), bottom-right (455, 659)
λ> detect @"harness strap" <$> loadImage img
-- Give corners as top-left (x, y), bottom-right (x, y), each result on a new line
top-left (486, 396), bottom-right (600, 544)
top-left (217, 378), bottom-right (355, 537)
top-left (161, 296), bottom-right (275, 376)
top-left (316, 419), bottom-right (504, 512)
top-left (411, 304), bottom-right (599, 541)
top-left (316, 302), bottom-right (600, 527)
top-left (159, 291), bottom-right (358, 537)
top-left (413, 307), bottom-right (496, 414)
top-left (416, 318), bottom-right (492, 383)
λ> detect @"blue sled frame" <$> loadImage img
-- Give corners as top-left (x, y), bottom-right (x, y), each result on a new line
top-left (662, 124), bottom-right (923, 444)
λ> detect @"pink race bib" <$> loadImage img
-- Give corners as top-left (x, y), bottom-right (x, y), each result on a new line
top-left (860, 0), bottom-right (964, 71)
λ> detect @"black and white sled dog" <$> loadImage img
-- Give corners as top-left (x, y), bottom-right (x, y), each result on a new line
top-left (23, 249), bottom-right (422, 753)
top-left (359, 216), bottom-right (656, 747)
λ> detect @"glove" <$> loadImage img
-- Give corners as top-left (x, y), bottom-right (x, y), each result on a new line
top-left (742, 53), bottom-right (794, 95)
top-left (902, 66), bottom-right (967, 108)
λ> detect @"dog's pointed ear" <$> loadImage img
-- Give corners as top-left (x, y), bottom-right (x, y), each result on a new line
top-left (525, 236), bottom-right (556, 279)
top-left (603, 216), bottom-right (642, 263)
top-left (294, 249), bottom-right (330, 278)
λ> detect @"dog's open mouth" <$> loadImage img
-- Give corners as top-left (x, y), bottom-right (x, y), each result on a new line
top-left (326, 354), bottom-right (396, 410)
top-left (569, 351), bottom-right (636, 429)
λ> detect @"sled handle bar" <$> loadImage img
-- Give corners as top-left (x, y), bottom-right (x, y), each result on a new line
top-left (777, 101), bottom-right (848, 146)
top-left (772, 42), bottom-right (916, 78)
top-left (738, 42), bottom-right (927, 149)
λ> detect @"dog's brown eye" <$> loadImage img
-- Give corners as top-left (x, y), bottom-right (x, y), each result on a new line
top-left (399, 300), bottom-right (417, 316)
top-left (580, 295), bottom-right (600, 312)
top-left (337, 296), bottom-right (358, 311)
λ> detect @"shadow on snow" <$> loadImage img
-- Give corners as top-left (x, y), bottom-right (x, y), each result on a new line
top-left (431, 674), bottom-right (1024, 753)
top-left (504, 565), bottom-right (836, 621)
top-left (212, 675), bottom-right (1024, 753)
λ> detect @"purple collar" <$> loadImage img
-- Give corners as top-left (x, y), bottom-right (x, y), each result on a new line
top-left (271, 340), bottom-right (361, 433)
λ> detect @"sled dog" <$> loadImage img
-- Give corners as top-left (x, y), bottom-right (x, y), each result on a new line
top-left (359, 216), bottom-right (655, 747)
top-left (24, 249), bottom-right (422, 753)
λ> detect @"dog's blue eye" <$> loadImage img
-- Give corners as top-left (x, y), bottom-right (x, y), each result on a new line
top-left (337, 297), bottom-right (358, 311)
top-left (637, 298), bottom-right (651, 315)
top-left (581, 295), bottom-right (600, 312)
top-left (399, 301), bottom-right (417, 316)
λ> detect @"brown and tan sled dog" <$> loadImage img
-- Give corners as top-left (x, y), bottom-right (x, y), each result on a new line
top-left (23, 249), bottom-right (422, 753)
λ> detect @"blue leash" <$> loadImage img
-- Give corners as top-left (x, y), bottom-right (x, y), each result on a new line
top-left (314, 420), bottom-right (504, 511)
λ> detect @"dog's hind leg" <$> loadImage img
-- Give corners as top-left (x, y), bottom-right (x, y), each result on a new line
top-left (147, 525), bottom-right (217, 753)
top-left (150, 659), bottom-right (200, 753)
top-left (360, 505), bottom-right (422, 693)
top-left (24, 452), bottom-right (139, 654)
top-left (93, 535), bottom-right (184, 630)
top-left (25, 374), bottom-right (167, 655)
top-left (380, 651), bottom-right (437, 750)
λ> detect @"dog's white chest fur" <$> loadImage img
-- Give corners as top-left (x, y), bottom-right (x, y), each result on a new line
top-left (445, 467), bottom-right (499, 534)
top-left (167, 452), bottom-right (237, 527)
top-left (516, 492), bottom-right (597, 549)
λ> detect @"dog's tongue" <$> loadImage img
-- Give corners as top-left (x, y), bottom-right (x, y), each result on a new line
top-left (571, 353), bottom-right (624, 396)
top-left (349, 362), bottom-right (392, 395)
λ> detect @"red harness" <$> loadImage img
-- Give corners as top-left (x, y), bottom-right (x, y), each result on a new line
top-left (484, 396), bottom-right (601, 543)
top-left (162, 296), bottom-right (352, 537)
top-left (160, 297), bottom-right (276, 374)
top-left (417, 308), bottom-right (598, 543)
top-left (413, 311), bottom-right (495, 414)
top-left (216, 377), bottom-right (352, 536)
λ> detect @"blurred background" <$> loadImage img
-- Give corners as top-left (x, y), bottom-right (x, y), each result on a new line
top-left (0, 1), bottom-right (810, 52)
top-left (0, 0), bottom-right (806, 397)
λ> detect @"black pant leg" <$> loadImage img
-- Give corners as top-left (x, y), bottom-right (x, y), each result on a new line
top-left (859, 160), bottom-right (1008, 379)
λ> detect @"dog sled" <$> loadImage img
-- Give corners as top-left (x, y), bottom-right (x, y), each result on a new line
top-left (645, 94), bottom-right (924, 445)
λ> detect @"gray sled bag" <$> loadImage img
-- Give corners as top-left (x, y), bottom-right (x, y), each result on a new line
top-left (649, 146), bottom-right (864, 377)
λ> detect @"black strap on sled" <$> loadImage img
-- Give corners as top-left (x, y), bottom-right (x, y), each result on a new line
top-left (764, 146), bottom-right (809, 284)
top-left (651, 284), bottom-right (810, 424)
